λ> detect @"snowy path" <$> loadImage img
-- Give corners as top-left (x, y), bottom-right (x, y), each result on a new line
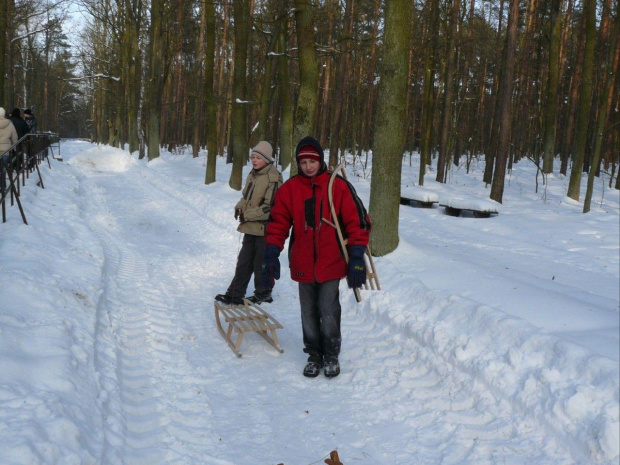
top-left (72, 160), bottom-right (585, 465)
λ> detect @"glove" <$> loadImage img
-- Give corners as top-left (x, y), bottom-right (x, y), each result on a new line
top-left (347, 245), bottom-right (367, 289)
top-left (234, 208), bottom-right (242, 220)
top-left (239, 211), bottom-right (245, 223)
top-left (262, 244), bottom-right (281, 289)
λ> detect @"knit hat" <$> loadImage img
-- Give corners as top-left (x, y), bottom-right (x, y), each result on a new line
top-left (11, 108), bottom-right (21, 118)
top-left (297, 145), bottom-right (320, 162)
top-left (251, 141), bottom-right (274, 164)
top-left (295, 136), bottom-right (324, 165)
top-left (0, 107), bottom-right (5, 118)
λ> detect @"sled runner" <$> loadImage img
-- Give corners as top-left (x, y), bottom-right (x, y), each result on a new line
top-left (214, 299), bottom-right (284, 357)
top-left (323, 164), bottom-right (380, 303)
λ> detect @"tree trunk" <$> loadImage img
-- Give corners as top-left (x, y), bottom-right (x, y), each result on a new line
top-left (193, 0), bottom-right (207, 159)
top-left (0, 0), bottom-right (6, 105)
top-left (490, 0), bottom-right (519, 203)
top-left (229, 0), bottom-right (251, 190)
top-left (567, 0), bottom-right (596, 201)
top-left (419, 0), bottom-right (439, 186)
top-left (436, 0), bottom-right (460, 183)
top-left (215, 3), bottom-right (230, 157)
top-left (542, 0), bottom-right (562, 174)
top-left (204, 0), bottom-right (217, 184)
top-left (328, 0), bottom-right (355, 169)
top-left (124, 0), bottom-right (141, 154)
top-left (369, 0), bottom-right (411, 257)
top-left (277, 19), bottom-right (293, 172)
top-left (256, 11), bottom-right (282, 146)
top-left (483, 0), bottom-right (506, 185)
top-left (560, 0), bottom-right (582, 175)
top-left (147, 0), bottom-right (165, 160)
top-left (583, 13), bottom-right (618, 212)
top-left (360, 0), bottom-right (381, 154)
top-left (292, 0), bottom-right (319, 176)
top-left (316, 0), bottom-right (336, 148)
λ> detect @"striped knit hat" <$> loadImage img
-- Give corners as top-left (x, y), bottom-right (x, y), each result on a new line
top-left (295, 136), bottom-right (324, 165)
top-left (251, 141), bottom-right (274, 164)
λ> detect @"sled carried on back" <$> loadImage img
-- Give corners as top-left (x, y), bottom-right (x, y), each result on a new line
top-left (323, 163), bottom-right (380, 302)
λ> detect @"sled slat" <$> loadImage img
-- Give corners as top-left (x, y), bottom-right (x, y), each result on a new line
top-left (214, 299), bottom-right (284, 357)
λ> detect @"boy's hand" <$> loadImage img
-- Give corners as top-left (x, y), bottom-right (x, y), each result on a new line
top-left (262, 244), bottom-right (281, 289)
top-left (347, 245), bottom-right (367, 289)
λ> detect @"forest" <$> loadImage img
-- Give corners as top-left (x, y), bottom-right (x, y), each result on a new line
top-left (0, 0), bottom-right (618, 253)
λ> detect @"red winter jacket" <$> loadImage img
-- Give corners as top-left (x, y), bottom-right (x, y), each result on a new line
top-left (266, 169), bottom-right (371, 283)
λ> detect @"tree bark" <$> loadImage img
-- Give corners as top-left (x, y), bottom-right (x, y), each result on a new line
top-left (542, 0), bottom-right (562, 174)
top-left (419, 0), bottom-right (439, 186)
top-left (328, 0), bottom-right (355, 169)
top-left (229, 0), bottom-right (251, 190)
top-left (583, 13), bottom-right (618, 212)
top-left (567, 0), bottom-right (596, 201)
top-left (277, 19), bottom-right (293, 172)
top-left (147, 0), bottom-right (165, 160)
top-left (483, 0), bottom-right (506, 185)
top-left (490, 0), bottom-right (519, 203)
top-left (0, 0), bottom-right (6, 105)
top-left (204, 0), bottom-right (217, 184)
top-left (292, 0), bottom-right (319, 176)
top-left (193, 0), bottom-right (207, 159)
top-left (436, 0), bottom-right (460, 183)
top-left (369, 0), bottom-right (411, 256)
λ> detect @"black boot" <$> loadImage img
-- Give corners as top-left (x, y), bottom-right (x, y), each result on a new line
top-left (303, 356), bottom-right (324, 378)
top-left (215, 294), bottom-right (243, 305)
top-left (247, 295), bottom-right (273, 304)
top-left (324, 357), bottom-right (340, 378)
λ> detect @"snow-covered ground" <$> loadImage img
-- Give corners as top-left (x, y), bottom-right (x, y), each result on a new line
top-left (0, 140), bottom-right (618, 465)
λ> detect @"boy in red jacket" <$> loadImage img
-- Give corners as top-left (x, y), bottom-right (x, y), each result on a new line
top-left (262, 136), bottom-right (371, 378)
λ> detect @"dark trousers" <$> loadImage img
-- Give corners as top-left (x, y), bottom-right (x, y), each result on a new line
top-left (299, 279), bottom-right (342, 361)
top-left (226, 234), bottom-right (270, 299)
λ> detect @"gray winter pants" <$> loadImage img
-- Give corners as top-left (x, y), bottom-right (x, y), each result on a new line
top-left (226, 234), bottom-right (270, 300)
top-left (299, 279), bottom-right (342, 361)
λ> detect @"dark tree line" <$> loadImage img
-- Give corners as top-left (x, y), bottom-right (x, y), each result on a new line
top-left (1, 0), bottom-right (618, 254)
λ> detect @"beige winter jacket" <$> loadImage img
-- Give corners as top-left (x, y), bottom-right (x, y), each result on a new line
top-left (235, 163), bottom-right (283, 236)
top-left (0, 118), bottom-right (18, 154)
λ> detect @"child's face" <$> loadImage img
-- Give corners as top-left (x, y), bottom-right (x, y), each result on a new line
top-left (299, 159), bottom-right (320, 177)
top-left (251, 154), bottom-right (267, 170)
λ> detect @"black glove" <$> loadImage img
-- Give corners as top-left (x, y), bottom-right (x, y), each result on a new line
top-left (234, 208), bottom-right (242, 220)
top-left (262, 244), bottom-right (281, 289)
top-left (347, 245), bottom-right (367, 289)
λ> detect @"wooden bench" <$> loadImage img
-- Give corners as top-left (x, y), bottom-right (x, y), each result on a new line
top-left (439, 195), bottom-right (499, 218)
top-left (400, 186), bottom-right (439, 208)
top-left (214, 300), bottom-right (284, 357)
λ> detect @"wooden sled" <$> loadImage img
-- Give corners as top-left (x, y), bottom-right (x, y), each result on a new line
top-left (324, 164), bottom-right (381, 302)
top-left (214, 299), bottom-right (284, 357)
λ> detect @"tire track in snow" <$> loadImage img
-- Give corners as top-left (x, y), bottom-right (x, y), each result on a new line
top-left (80, 170), bottom-right (228, 465)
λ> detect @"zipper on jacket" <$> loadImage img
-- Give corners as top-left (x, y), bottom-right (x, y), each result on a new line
top-left (313, 182), bottom-right (322, 280)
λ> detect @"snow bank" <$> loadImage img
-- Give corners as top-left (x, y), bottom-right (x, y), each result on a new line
top-left (365, 241), bottom-right (619, 462)
top-left (67, 145), bottom-right (136, 172)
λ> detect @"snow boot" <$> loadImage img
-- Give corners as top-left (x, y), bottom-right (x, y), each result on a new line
top-left (303, 357), bottom-right (324, 378)
top-left (247, 295), bottom-right (273, 304)
top-left (324, 357), bottom-right (340, 378)
top-left (215, 294), bottom-right (243, 305)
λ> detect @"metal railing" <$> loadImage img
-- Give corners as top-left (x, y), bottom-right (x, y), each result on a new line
top-left (1, 132), bottom-right (61, 224)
